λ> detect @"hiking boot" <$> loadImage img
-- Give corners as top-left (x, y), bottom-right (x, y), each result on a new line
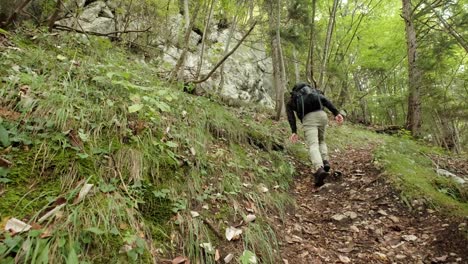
top-left (323, 160), bottom-right (331, 172)
top-left (314, 167), bottom-right (329, 187)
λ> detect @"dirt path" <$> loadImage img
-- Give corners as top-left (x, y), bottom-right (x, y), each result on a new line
top-left (280, 144), bottom-right (468, 264)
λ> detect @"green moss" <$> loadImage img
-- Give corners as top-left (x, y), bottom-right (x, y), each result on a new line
top-left (375, 136), bottom-right (468, 216)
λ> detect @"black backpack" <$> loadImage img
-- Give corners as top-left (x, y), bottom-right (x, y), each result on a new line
top-left (291, 83), bottom-right (323, 120)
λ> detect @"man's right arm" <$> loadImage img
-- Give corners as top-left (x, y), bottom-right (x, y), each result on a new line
top-left (286, 99), bottom-right (297, 134)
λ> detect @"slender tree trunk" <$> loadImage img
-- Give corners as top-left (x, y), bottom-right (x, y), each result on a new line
top-left (169, 2), bottom-right (201, 82)
top-left (196, 0), bottom-right (216, 78)
top-left (266, 0), bottom-right (283, 120)
top-left (318, 0), bottom-right (339, 90)
top-left (47, 0), bottom-right (62, 32)
top-left (306, 0), bottom-right (317, 84)
top-left (402, 0), bottom-right (422, 136)
top-left (276, 0), bottom-right (286, 118)
top-left (219, 14), bottom-right (238, 91)
top-left (183, 0), bottom-right (190, 30)
top-left (293, 48), bottom-right (300, 83)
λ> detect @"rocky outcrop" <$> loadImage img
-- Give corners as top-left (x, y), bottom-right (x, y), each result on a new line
top-left (55, 0), bottom-right (115, 35)
top-left (55, 2), bottom-right (275, 107)
top-left (159, 17), bottom-right (274, 107)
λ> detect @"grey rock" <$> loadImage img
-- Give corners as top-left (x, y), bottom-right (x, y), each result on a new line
top-left (436, 169), bottom-right (466, 184)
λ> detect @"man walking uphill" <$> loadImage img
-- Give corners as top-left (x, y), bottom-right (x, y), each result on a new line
top-left (286, 82), bottom-right (344, 187)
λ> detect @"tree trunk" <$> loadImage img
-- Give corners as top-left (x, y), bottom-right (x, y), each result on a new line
top-left (219, 15), bottom-right (238, 91)
top-left (306, 0), bottom-right (317, 84)
top-left (293, 48), bottom-right (300, 83)
top-left (183, 0), bottom-right (190, 30)
top-left (47, 0), bottom-right (62, 32)
top-left (266, 0), bottom-right (283, 120)
top-left (169, 1), bottom-right (201, 82)
top-left (276, 0), bottom-right (286, 118)
top-left (318, 0), bottom-right (339, 90)
top-left (402, 0), bottom-right (422, 136)
top-left (196, 0), bottom-right (216, 79)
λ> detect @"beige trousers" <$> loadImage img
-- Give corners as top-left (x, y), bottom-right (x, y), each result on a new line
top-left (303, 111), bottom-right (329, 170)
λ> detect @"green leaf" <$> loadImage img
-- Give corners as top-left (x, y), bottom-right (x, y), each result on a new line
top-left (78, 130), bottom-right (89, 142)
top-left (37, 244), bottom-right (49, 264)
top-left (0, 124), bottom-right (10, 147)
top-left (84, 227), bottom-right (105, 235)
top-left (239, 250), bottom-right (257, 264)
top-left (28, 230), bottom-right (43, 238)
top-left (0, 167), bottom-right (10, 177)
top-left (128, 104), bottom-right (144, 113)
top-left (155, 101), bottom-right (171, 112)
top-left (4, 235), bottom-right (21, 249)
top-left (77, 153), bottom-right (89, 159)
top-left (99, 183), bottom-right (116, 193)
top-left (165, 141), bottom-right (178, 148)
top-left (110, 227), bottom-right (120, 235)
top-left (67, 247), bottom-right (79, 264)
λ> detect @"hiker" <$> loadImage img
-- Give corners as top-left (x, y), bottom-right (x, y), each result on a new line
top-left (286, 82), bottom-right (344, 187)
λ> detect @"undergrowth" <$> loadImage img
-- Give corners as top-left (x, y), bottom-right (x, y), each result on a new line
top-left (326, 125), bottom-right (468, 217)
top-left (0, 29), bottom-right (294, 263)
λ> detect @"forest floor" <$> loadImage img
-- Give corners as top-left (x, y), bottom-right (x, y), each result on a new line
top-left (279, 143), bottom-right (468, 264)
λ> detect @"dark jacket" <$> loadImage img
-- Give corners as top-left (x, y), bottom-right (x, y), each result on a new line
top-left (286, 91), bottom-right (340, 134)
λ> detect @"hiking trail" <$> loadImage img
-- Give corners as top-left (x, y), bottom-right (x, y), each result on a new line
top-left (279, 144), bottom-right (468, 264)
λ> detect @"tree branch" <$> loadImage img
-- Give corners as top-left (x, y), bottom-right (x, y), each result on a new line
top-left (188, 20), bottom-right (258, 84)
top-left (53, 24), bottom-right (152, 37)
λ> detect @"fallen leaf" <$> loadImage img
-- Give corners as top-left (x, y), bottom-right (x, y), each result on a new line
top-left (331, 214), bottom-right (346, 221)
top-left (374, 252), bottom-right (387, 260)
top-left (344, 211), bottom-right (358, 219)
top-left (38, 204), bottom-right (66, 223)
top-left (5, 218), bottom-right (31, 233)
top-left (225, 226), bottom-right (242, 241)
top-left (215, 250), bottom-right (220, 261)
top-left (190, 211), bottom-right (200, 218)
top-left (224, 253), bottom-right (234, 263)
top-left (172, 256), bottom-right (188, 264)
top-left (388, 215), bottom-right (399, 223)
top-left (190, 147), bottom-right (196, 156)
top-left (338, 255), bottom-right (351, 263)
top-left (377, 209), bottom-right (388, 216)
top-left (200, 243), bottom-right (215, 254)
top-left (0, 157), bottom-right (12, 167)
top-left (245, 214), bottom-right (256, 223)
top-left (350, 225), bottom-right (359, 233)
top-left (258, 184), bottom-right (269, 193)
top-left (402, 234), bottom-right (417, 242)
top-left (74, 183), bottom-right (93, 204)
top-left (119, 244), bottom-right (132, 253)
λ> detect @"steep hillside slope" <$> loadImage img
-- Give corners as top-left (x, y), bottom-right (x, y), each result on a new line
top-left (0, 31), bottom-right (294, 263)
